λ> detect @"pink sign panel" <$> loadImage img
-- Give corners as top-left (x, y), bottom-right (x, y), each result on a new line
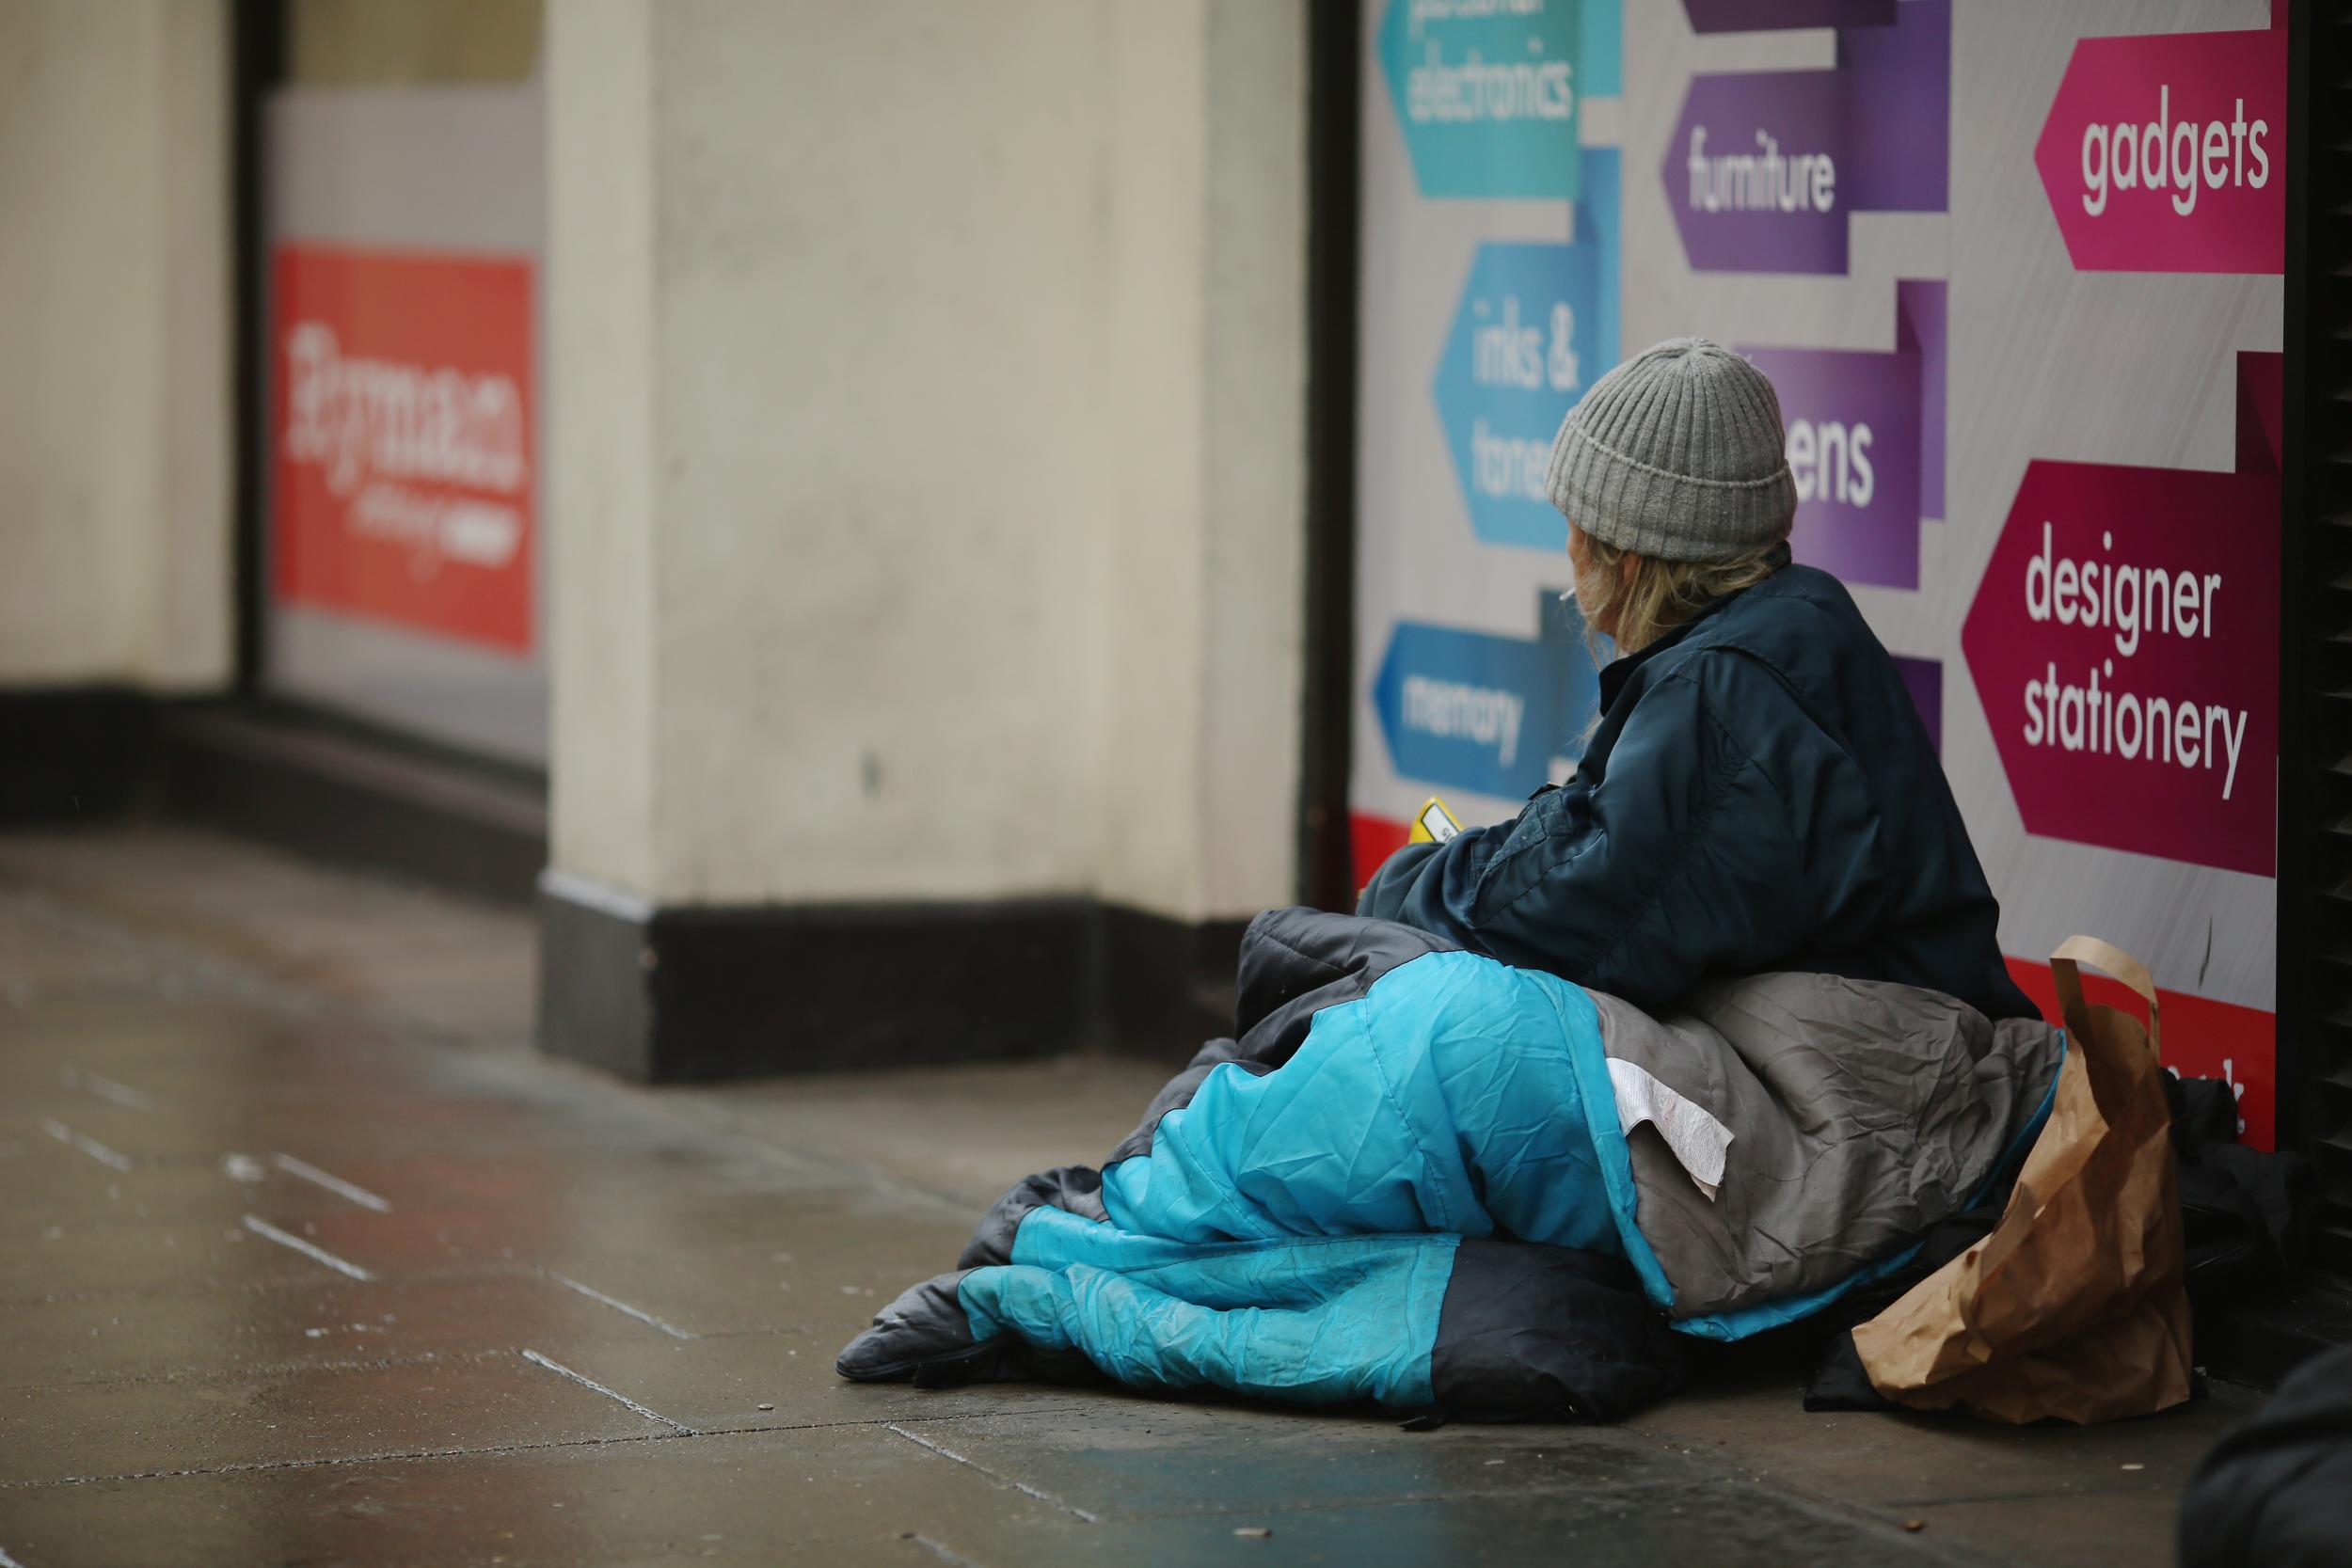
top-left (1963, 355), bottom-right (2280, 878)
top-left (2034, 6), bottom-right (2285, 275)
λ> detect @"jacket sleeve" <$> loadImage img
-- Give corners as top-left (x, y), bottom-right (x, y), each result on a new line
top-left (1356, 664), bottom-right (1886, 1010)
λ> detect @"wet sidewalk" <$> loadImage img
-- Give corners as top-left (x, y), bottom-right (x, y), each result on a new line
top-left (0, 829), bottom-right (2255, 1566)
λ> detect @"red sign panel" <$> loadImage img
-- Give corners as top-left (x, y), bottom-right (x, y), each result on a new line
top-left (1963, 354), bottom-right (2280, 878)
top-left (2033, 6), bottom-right (2286, 275)
top-left (2007, 958), bottom-right (2274, 1150)
top-left (272, 245), bottom-right (535, 654)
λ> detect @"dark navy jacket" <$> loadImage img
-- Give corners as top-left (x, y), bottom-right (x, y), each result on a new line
top-left (1359, 564), bottom-right (2036, 1022)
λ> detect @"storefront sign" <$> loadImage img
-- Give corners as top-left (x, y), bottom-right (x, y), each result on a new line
top-left (1963, 355), bottom-right (2280, 878)
top-left (1373, 594), bottom-right (1593, 801)
top-left (272, 245), bottom-right (536, 654)
top-left (1376, 0), bottom-right (1587, 200)
top-left (1664, 0), bottom-right (1947, 275)
top-left (1742, 280), bottom-right (1943, 591)
top-left (1434, 153), bottom-right (1620, 551)
top-left (1682, 0), bottom-right (1892, 31)
top-left (1355, 2), bottom-right (2280, 1143)
top-left (2034, 7), bottom-right (2285, 275)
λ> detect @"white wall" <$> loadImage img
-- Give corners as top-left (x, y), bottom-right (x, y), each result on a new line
top-left (0, 0), bottom-right (232, 690)
top-left (1094, 0), bottom-right (1311, 922)
top-left (1196, 1), bottom-right (1310, 918)
top-left (547, 0), bottom-right (660, 895)
top-left (548, 0), bottom-right (1308, 923)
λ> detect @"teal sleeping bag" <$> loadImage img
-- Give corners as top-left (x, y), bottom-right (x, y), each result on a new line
top-left (839, 909), bottom-right (2061, 1420)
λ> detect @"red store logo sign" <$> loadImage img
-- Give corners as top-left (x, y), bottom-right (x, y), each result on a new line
top-left (271, 245), bottom-right (536, 654)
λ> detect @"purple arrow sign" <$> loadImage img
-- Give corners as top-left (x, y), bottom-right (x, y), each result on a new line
top-left (1743, 279), bottom-right (1943, 590)
top-left (1895, 276), bottom-right (1945, 520)
top-left (1666, 0), bottom-right (1947, 274)
top-left (1895, 655), bottom-right (1942, 752)
top-left (1682, 0), bottom-right (1893, 32)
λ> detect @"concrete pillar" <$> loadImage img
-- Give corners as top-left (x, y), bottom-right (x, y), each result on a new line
top-left (540, 0), bottom-right (1308, 1078)
top-left (1097, 1), bottom-right (1310, 928)
top-left (0, 0), bottom-right (232, 690)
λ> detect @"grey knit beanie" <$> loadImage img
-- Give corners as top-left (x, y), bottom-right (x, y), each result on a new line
top-left (1544, 337), bottom-right (1797, 562)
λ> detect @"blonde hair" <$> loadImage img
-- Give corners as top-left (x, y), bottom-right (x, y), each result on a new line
top-left (1571, 531), bottom-right (1784, 658)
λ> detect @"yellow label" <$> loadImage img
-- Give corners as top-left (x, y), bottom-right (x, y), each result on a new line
top-left (1408, 797), bottom-right (1462, 845)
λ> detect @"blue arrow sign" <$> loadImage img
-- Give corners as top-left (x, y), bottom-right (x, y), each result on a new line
top-left (1434, 150), bottom-right (1620, 553)
top-left (1373, 592), bottom-right (1599, 801)
top-left (1377, 0), bottom-right (1618, 199)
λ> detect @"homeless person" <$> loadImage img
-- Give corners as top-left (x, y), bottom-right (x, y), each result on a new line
top-left (838, 340), bottom-right (2062, 1422)
top-left (1359, 337), bottom-right (2035, 1025)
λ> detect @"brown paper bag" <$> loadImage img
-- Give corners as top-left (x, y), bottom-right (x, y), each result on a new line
top-left (1851, 936), bottom-right (2194, 1424)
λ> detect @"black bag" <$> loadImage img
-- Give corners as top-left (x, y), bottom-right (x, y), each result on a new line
top-left (2165, 1073), bottom-right (2309, 1320)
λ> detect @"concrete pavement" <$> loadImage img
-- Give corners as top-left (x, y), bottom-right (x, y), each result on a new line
top-left (0, 828), bottom-right (2254, 1566)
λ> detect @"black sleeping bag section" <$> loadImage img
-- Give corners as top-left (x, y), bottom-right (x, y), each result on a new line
top-left (2179, 1345), bottom-right (2352, 1568)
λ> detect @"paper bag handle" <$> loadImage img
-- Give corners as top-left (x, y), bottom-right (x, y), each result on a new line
top-left (2049, 935), bottom-right (2161, 1057)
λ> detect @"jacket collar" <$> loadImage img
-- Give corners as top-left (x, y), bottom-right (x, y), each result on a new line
top-left (1595, 553), bottom-right (1790, 710)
